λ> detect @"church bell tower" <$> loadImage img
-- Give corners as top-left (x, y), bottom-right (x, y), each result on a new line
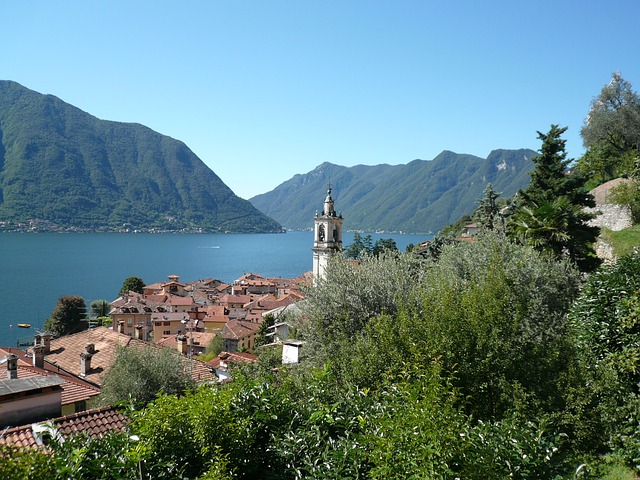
top-left (312, 186), bottom-right (343, 283)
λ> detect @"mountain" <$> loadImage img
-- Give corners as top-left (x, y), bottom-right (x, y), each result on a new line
top-left (250, 149), bottom-right (537, 233)
top-left (0, 80), bottom-right (282, 233)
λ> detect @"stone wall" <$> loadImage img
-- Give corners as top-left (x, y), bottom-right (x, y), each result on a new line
top-left (586, 204), bottom-right (633, 232)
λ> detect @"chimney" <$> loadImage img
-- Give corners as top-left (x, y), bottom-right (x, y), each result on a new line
top-left (134, 325), bottom-right (142, 340)
top-left (117, 321), bottom-right (124, 334)
top-left (80, 344), bottom-right (94, 376)
top-left (41, 333), bottom-right (51, 354)
top-left (33, 344), bottom-right (45, 369)
top-left (6, 354), bottom-right (18, 380)
top-left (177, 334), bottom-right (188, 355)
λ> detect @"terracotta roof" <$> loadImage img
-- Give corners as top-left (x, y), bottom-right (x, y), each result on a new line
top-left (0, 406), bottom-right (129, 450)
top-left (0, 347), bottom-right (100, 406)
top-left (218, 294), bottom-right (252, 305)
top-left (44, 327), bottom-right (147, 386)
top-left (169, 295), bottom-right (194, 306)
top-left (156, 332), bottom-right (216, 349)
top-left (44, 327), bottom-right (216, 386)
top-left (151, 312), bottom-right (189, 323)
top-left (207, 351), bottom-right (257, 369)
top-left (221, 319), bottom-right (261, 340)
top-left (15, 366), bottom-right (100, 406)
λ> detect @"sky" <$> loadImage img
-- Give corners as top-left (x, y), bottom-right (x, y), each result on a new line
top-left (2, 1), bottom-right (640, 200)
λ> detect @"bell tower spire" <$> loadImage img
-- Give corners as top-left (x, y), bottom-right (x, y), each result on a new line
top-left (313, 185), bottom-right (343, 283)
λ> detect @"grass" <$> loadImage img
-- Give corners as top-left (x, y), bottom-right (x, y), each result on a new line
top-left (600, 225), bottom-right (640, 259)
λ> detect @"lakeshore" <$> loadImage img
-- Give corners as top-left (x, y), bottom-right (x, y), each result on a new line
top-left (0, 231), bottom-right (429, 347)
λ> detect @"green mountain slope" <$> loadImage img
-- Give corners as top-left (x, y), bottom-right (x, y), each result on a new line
top-left (250, 149), bottom-right (536, 233)
top-left (0, 80), bottom-right (282, 233)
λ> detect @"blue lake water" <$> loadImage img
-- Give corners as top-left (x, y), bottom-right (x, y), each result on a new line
top-left (0, 231), bottom-right (429, 347)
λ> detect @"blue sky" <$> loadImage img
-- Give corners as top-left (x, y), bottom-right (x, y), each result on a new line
top-left (2, 1), bottom-right (639, 199)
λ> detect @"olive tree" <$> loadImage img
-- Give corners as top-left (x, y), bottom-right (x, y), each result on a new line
top-left (578, 72), bottom-right (640, 181)
top-left (100, 344), bottom-right (195, 407)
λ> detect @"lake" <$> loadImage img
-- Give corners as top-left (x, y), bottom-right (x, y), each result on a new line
top-left (0, 231), bottom-right (429, 347)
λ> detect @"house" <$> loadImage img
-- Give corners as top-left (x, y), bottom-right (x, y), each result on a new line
top-left (143, 274), bottom-right (188, 297)
top-left (206, 351), bottom-right (257, 383)
top-left (151, 312), bottom-right (192, 340)
top-left (156, 331), bottom-right (216, 357)
top-left (109, 291), bottom-right (165, 340)
top-left (0, 345), bottom-right (100, 417)
top-left (0, 353), bottom-right (64, 428)
top-left (42, 327), bottom-right (216, 386)
top-left (221, 319), bottom-right (261, 353)
top-left (0, 406), bottom-right (129, 450)
top-left (43, 327), bottom-right (146, 387)
top-left (202, 305), bottom-right (230, 333)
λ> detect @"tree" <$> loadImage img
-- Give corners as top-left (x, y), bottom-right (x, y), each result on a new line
top-left (509, 125), bottom-right (600, 272)
top-left (300, 252), bottom-right (425, 365)
top-left (119, 276), bottom-right (145, 296)
top-left (199, 333), bottom-right (225, 361)
top-left (100, 344), bottom-right (195, 407)
top-left (372, 238), bottom-right (398, 256)
top-left (473, 183), bottom-right (501, 230)
top-left (343, 232), bottom-right (373, 259)
top-left (577, 73), bottom-right (640, 183)
top-left (582, 72), bottom-right (640, 156)
top-left (89, 299), bottom-right (110, 318)
top-left (44, 295), bottom-right (87, 337)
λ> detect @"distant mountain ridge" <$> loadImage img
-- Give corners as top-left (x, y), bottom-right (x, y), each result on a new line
top-left (0, 80), bottom-right (282, 233)
top-left (250, 149), bottom-right (536, 233)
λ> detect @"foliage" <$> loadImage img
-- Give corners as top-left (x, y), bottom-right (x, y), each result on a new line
top-left (342, 232), bottom-right (373, 259)
top-left (119, 276), bottom-right (145, 296)
top-left (99, 344), bottom-right (196, 407)
top-left (0, 431), bottom-right (143, 480)
top-left (89, 299), bottom-right (110, 317)
top-left (299, 251), bottom-right (425, 365)
top-left (343, 233), bottom-right (398, 259)
top-left (510, 125), bottom-right (600, 272)
top-left (610, 180), bottom-right (640, 224)
top-left (570, 252), bottom-right (640, 465)
top-left (0, 80), bottom-right (282, 233)
top-left (199, 333), bottom-right (226, 362)
top-left (581, 73), bottom-right (640, 157)
top-left (576, 73), bottom-right (640, 185)
top-left (472, 183), bottom-right (501, 230)
top-left (600, 225), bottom-right (640, 258)
top-left (44, 295), bottom-right (87, 337)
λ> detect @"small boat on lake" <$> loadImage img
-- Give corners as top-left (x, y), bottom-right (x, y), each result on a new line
top-left (17, 323), bottom-right (31, 328)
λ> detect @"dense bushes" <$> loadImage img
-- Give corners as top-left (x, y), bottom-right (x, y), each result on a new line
top-left (6, 237), bottom-right (640, 478)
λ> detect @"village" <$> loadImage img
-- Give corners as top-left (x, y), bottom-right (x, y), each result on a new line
top-left (0, 187), bottom-right (343, 447)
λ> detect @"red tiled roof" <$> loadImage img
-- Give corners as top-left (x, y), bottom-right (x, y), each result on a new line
top-left (207, 351), bottom-right (257, 369)
top-left (45, 327), bottom-right (146, 386)
top-left (44, 327), bottom-right (216, 386)
top-left (0, 406), bottom-right (129, 450)
top-left (169, 295), bottom-right (194, 306)
top-left (0, 347), bottom-right (100, 406)
top-left (221, 319), bottom-right (261, 340)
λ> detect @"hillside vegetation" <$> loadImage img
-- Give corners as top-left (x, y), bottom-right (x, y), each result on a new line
top-left (0, 81), bottom-right (282, 233)
top-left (250, 148), bottom-right (536, 233)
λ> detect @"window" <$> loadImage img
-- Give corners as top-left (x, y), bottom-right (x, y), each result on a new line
top-left (163, 330), bottom-right (171, 335)
top-left (127, 318), bottom-right (133, 327)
